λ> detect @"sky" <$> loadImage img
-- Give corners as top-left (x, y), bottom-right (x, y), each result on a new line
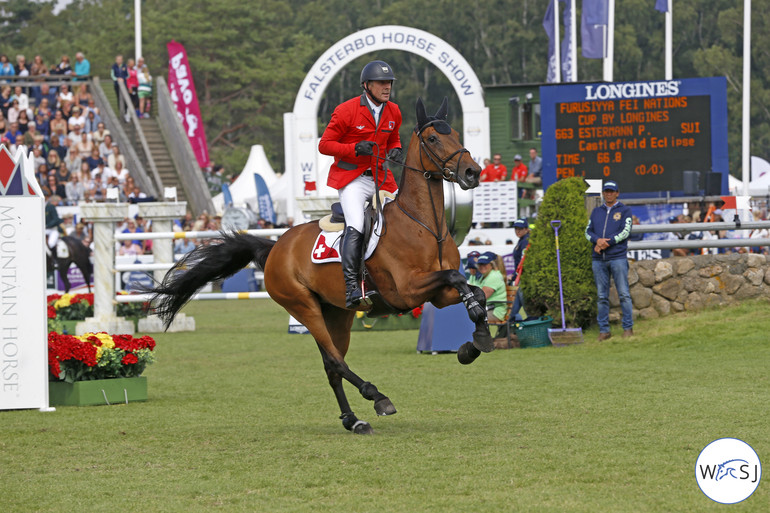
top-left (53, 0), bottom-right (73, 15)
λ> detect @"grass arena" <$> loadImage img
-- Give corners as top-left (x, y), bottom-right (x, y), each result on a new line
top-left (3, 298), bottom-right (768, 512)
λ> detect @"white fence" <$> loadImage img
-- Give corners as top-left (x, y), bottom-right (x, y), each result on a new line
top-left (112, 228), bottom-right (287, 304)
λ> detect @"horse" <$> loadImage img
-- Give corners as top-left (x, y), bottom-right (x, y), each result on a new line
top-left (148, 97), bottom-right (494, 434)
top-left (47, 235), bottom-right (93, 293)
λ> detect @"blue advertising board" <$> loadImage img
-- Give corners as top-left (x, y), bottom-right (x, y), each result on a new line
top-left (540, 77), bottom-right (728, 197)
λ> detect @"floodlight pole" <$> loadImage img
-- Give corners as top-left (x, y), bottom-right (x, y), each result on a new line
top-left (742, 0), bottom-right (751, 196)
top-left (135, 0), bottom-right (142, 62)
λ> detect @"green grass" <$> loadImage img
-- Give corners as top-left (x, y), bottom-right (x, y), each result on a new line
top-left (2, 299), bottom-right (769, 512)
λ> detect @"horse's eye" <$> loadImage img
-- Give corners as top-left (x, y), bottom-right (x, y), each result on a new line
top-left (428, 135), bottom-right (438, 144)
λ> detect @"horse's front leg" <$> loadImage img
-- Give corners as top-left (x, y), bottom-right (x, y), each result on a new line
top-left (422, 270), bottom-right (494, 364)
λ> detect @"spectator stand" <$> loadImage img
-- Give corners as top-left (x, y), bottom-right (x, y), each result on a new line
top-left (1, 75), bottom-right (157, 200)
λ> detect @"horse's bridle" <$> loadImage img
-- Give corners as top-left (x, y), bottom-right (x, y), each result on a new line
top-left (413, 120), bottom-right (472, 182)
top-left (380, 120), bottom-right (473, 264)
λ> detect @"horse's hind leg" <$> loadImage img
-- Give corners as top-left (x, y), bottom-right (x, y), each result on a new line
top-left (276, 290), bottom-right (394, 433)
top-left (80, 261), bottom-right (93, 294)
top-left (58, 260), bottom-right (71, 293)
top-left (319, 305), bottom-right (396, 428)
top-left (316, 343), bottom-right (372, 435)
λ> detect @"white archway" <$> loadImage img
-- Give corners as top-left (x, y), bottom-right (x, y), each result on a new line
top-left (283, 25), bottom-right (490, 219)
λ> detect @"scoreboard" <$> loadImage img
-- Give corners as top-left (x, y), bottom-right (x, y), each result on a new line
top-left (540, 77), bottom-right (728, 195)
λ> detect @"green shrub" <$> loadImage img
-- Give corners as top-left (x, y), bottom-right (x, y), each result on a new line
top-left (521, 177), bottom-right (596, 328)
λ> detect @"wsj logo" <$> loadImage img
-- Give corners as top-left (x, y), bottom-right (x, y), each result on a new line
top-left (695, 438), bottom-right (762, 504)
top-left (699, 459), bottom-right (759, 482)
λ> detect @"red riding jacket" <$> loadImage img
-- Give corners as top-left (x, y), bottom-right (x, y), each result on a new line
top-left (319, 94), bottom-right (401, 193)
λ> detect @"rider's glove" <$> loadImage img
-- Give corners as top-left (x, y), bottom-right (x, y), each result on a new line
top-left (354, 140), bottom-right (376, 156)
top-left (386, 147), bottom-right (403, 165)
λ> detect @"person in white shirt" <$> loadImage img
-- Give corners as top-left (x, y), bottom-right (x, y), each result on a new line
top-left (57, 83), bottom-right (74, 109)
top-left (113, 160), bottom-right (129, 184)
top-left (68, 105), bottom-right (86, 131)
top-left (99, 134), bottom-right (114, 160)
top-left (12, 86), bottom-right (29, 114)
top-left (108, 144), bottom-right (126, 169)
top-left (94, 160), bottom-right (116, 183)
top-left (67, 124), bottom-right (86, 146)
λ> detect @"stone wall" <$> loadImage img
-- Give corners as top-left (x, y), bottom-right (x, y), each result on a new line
top-left (608, 253), bottom-right (770, 322)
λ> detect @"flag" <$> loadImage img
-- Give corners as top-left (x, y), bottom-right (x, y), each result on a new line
top-left (582, 0), bottom-right (608, 59)
top-left (222, 182), bottom-right (233, 207)
top-left (543, 0), bottom-right (558, 82)
top-left (167, 40), bottom-right (210, 168)
top-left (254, 173), bottom-right (276, 224)
top-left (562, 0), bottom-right (574, 81)
top-left (655, 0), bottom-right (669, 13)
top-left (544, 0), bottom-right (571, 82)
top-left (721, 196), bottom-right (752, 210)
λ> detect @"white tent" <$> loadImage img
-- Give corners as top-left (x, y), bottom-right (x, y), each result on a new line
top-left (212, 144), bottom-right (340, 224)
top-left (749, 156), bottom-right (770, 196)
top-left (212, 145), bottom-right (282, 217)
top-left (727, 156), bottom-right (770, 197)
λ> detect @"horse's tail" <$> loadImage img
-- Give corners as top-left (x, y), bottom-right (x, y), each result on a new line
top-left (148, 232), bottom-right (276, 329)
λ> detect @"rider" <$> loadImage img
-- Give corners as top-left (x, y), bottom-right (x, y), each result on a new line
top-left (319, 60), bottom-right (403, 309)
top-left (45, 194), bottom-right (65, 258)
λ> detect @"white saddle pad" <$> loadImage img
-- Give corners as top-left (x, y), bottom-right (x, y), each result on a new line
top-left (311, 227), bottom-right (382, 264)
top-left (56, 239), bottom-right (70, 259)
top-left (311, 203), bottom-right (391, 264)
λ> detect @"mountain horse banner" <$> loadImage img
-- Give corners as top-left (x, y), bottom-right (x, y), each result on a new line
top-left (0, 145), bottom-right (51, 411)
top-left (167, 40), bottom-right (211, 169)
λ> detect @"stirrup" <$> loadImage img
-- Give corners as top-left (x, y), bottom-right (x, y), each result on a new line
top-left (346, 288), bottom-right (374, 309)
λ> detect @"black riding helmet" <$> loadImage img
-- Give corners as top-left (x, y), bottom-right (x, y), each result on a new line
top-left (360, 60), bottom-right (396, 85)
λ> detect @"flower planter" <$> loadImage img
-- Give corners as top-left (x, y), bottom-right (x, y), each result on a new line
top-left (49, 377), bottom-right (147, 406)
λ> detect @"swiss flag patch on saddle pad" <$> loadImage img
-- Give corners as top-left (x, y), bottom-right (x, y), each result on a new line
top-left (310, 230), bottom-right (381, 264)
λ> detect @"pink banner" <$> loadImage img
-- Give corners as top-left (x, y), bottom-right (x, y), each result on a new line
top-left (167, 40), bottom-right (210, 168)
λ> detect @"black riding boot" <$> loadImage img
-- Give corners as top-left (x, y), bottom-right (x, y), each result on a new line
top-left (341, 226), bottom-right (371, 309)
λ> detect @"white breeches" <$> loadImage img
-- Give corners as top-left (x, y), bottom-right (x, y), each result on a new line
top-left (338, 175), bottom-right (375, 233)
top-left (46, 228), bottom-right (59, 248)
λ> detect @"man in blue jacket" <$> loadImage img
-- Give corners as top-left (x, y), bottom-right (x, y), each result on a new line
top-left (585, 180), bottom-right (633, 340)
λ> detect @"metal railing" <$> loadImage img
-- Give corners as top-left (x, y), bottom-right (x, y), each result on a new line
top-left (627, 220), bottom-right (770, 251)
top-left (115, 79), bottom-right (164, 195)
top-left (155, 76), bottom-right (215, 215)
top-left (457, 220), bottom-right (770, 257)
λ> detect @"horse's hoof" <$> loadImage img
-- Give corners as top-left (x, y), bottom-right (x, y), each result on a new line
top-left (352, 420), bottom-right (373, 435)
top-left (457, 341), bottom-right (481, 364)
top-left (374, 397), bottom-right (397, 416)
top-left (472, 328), bottom-right (495, 353)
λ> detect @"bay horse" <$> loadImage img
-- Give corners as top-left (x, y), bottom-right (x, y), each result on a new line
top-left (47, 236), bottom-right (93, 293)
top-left (149, 98), bottom-right (494, 434)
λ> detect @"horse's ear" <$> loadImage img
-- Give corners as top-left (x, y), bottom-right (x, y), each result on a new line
top-left (435, 96), bottom-right (449, 120)
top-left (415, 97), bottom-right (428, 129)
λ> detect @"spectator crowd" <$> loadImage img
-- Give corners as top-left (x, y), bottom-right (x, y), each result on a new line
top-left (1, 51), bottom-right (154, 208)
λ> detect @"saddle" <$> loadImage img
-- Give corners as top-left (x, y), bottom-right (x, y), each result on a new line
top-left (314, 192), bottom-right (405, 317)
top-left (318, 190), bottom-right (396, 233)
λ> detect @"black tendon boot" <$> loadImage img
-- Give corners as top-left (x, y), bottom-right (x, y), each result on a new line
top-left (341, 226), bottom-right (371, 308)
